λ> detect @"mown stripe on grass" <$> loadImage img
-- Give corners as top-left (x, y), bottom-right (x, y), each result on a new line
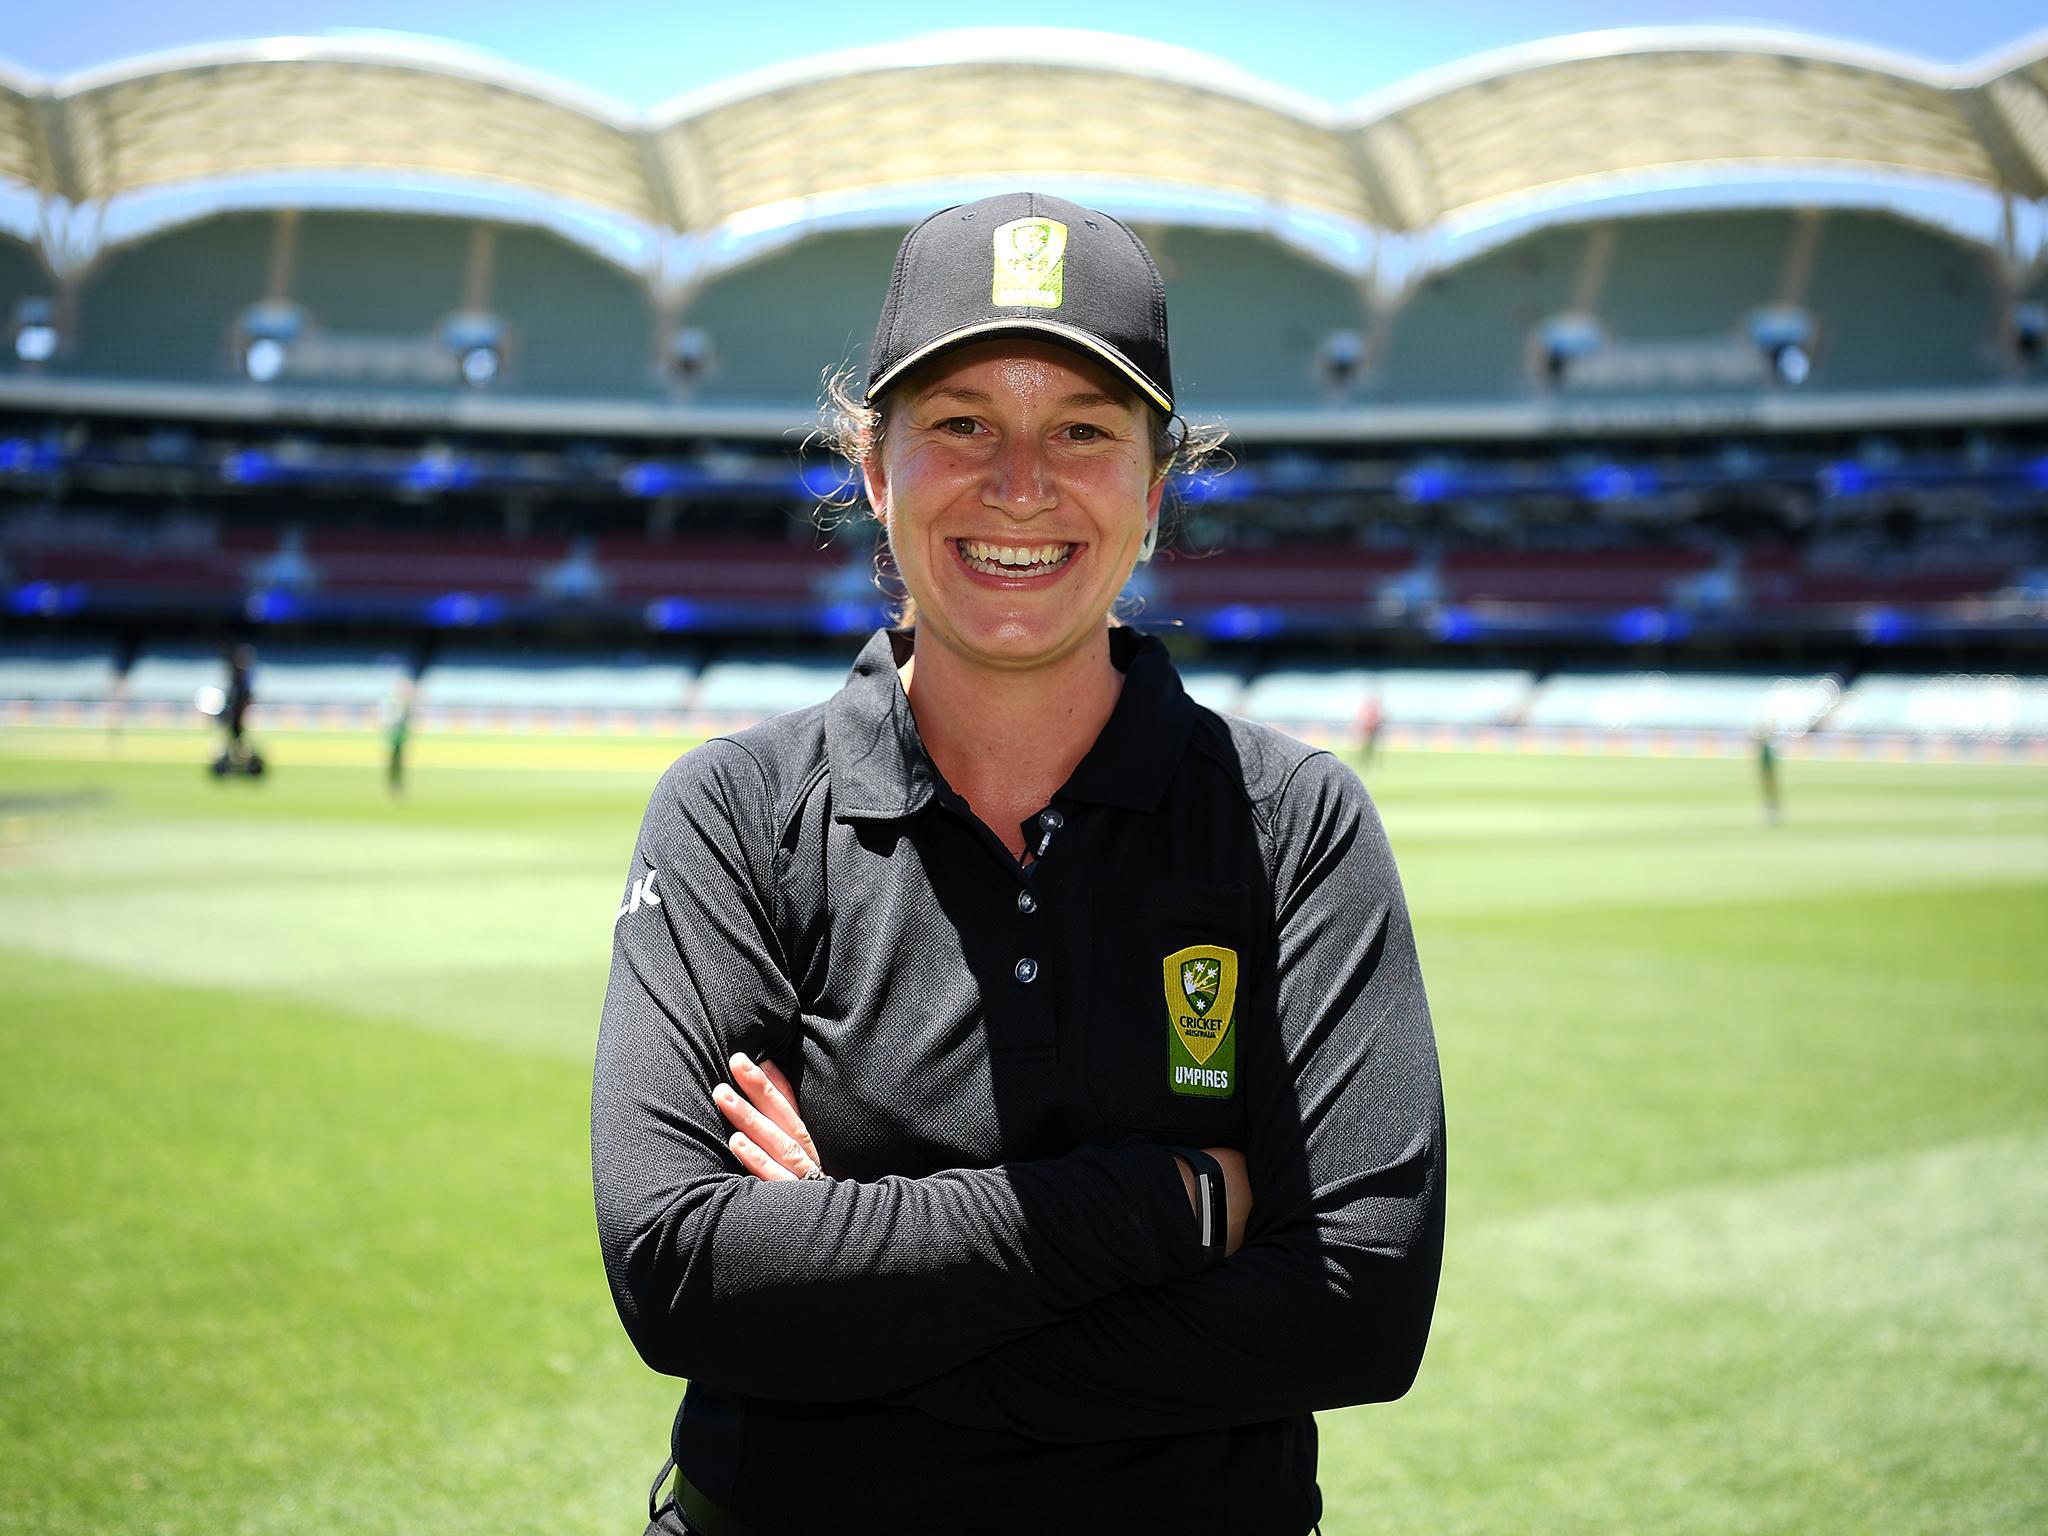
top-left (1474, 1131), bottom-right (2048, 1366)
top-left (0, 945), bottom-right (674, 1536)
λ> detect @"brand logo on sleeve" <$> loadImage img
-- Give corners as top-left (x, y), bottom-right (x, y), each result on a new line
top-left (1164, 944), bottom-right (1236, 1098)
top-left (615, 868), bottom-right (659, 924)
top-left (992, 217), bottom-right (1067, 309)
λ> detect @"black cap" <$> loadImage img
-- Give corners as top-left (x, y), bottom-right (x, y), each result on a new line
top-left (866, 192), bottom-right (1173, 415)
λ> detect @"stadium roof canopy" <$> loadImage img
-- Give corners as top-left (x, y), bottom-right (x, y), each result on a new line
top-left (1, 24), bottom-right (2045, 249)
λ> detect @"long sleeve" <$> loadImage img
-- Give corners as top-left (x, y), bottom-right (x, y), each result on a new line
top-left (883, 750), bottom-right (1445, 1440)
top-left (592, 741), bottom-right (1204, 1403)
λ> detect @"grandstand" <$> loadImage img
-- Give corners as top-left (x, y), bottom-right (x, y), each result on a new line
top-left (0, 25), bottom-right (2044, 740)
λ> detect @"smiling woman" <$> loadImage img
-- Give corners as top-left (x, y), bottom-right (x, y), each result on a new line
top-left (593, 191), bottom-right (1446, 1536)
top-left (864, 338), bottom-right (1165, 688)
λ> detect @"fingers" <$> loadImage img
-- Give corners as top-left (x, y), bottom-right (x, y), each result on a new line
top-left (730, 1053), bottom-right (821, 1169)
top-left (757, 1056), bottom-right (798, 1108)
top-left (726, 1130), bottom-right (797, 1181)
top-left (711, 1082), bottom-right (811, 1176)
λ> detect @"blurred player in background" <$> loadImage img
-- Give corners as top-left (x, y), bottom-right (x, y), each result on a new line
top-left (209, 644), bottom-right (265, 779)
top-left (1355, 685), bottom-right (1384, 766)
top-left (382, 677), bottom-right (415, 797)
top-left (226, 646), bottom-right (253, 746)
top-left (1755, 725), bottom-right (1782, 825)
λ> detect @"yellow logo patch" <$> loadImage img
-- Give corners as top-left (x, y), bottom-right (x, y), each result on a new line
top-left (992, 217), bottom-right (1067, 309)
top-left (1163, 944), bottom-right (1237, 1098)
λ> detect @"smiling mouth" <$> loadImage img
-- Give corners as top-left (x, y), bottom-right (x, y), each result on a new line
top-left (953, 539), bottom-right (1078, 578)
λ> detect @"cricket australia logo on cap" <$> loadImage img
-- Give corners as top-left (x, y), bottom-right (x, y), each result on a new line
top-left (992, 217), bottom-right (1067, 309)
top-left (1164, 944), bottom-right (1237, 1098)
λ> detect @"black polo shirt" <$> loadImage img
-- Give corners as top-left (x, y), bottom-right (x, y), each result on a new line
top-left (593, 626), bottom-right (1444, 1536)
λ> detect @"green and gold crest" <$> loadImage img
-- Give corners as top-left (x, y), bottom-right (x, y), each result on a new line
top-left (992, 217), bottom-right (1067, 309)
top-left (1162, 943), bottom-right (1237, 1098)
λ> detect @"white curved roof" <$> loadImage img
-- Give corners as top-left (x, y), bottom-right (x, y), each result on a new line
top-left (27, 37), bottom-right (659, 225)
top-left (0, 25), bottom-right (2043, 241)
top-left (1344, 26), bottom-right (2048, 229)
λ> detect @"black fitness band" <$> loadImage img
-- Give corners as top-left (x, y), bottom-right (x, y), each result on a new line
top-left (1168, 1145), bottom-right (1229, 1264)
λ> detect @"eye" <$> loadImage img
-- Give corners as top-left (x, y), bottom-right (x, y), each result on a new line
top-left (937, 416), bottom-right (980, 436)
top-left (1063, 422), bottom-right (1107, 442)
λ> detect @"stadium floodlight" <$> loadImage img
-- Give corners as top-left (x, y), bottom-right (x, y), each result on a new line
top-left (667, 327), bottom-right (716, 384)
top-left (2016, 302), bottom-right (2045, 364)
top-left (1771, 344), bottom-right (1811, 386)
top-left (243, 337), bottom-right (287, 383)
top-left (440, 311), bottom-right (505, 390)
top-left (236, 301), bottom-right (305, 383)
top-left (1316, 330), bottom-right (1365, 392)
top-left (11, 297), bottom-right (59, 364)
top-left (1536, 314), bottom-right (1602, 385)
top-left (1748, 306), bottom-right (1815, 389)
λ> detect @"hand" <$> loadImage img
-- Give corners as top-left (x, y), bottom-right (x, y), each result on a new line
top-left (1175, 1147), bottom-right (1252, 1257)
top-left (712, 1053), bottom-right (823, 1181)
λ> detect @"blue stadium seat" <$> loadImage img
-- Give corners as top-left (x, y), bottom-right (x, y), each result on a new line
top-left (0, 638), bottom-right (118, 702)
top-left (1828, 673), bottom-right (2048, 738)
top-left (245, 646), bottom-right (414, 707)
top-left (1239, 665), bottom-right (1376, 727)
top-left (419, 649), bottom-right (695, 711)
top-left (693, 654), bottom-right (850, 716)
top-left (1524, 672), bottom-right (1839, 732)
top-left (1373, 669), bottom-right (1535, 726)
top-left (123, 644), bottom-right (236, 705)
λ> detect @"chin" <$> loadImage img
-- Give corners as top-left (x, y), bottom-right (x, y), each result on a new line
top-left (925, 612), bottom-right (1098, 669)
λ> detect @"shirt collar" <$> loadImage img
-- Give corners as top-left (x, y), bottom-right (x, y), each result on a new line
top-left (825, 628), bottom-right (937, 821)
top-left (824, 626), bottom-right (1196, 822)
top-left (1059, 626), bottom-right (1196, 812)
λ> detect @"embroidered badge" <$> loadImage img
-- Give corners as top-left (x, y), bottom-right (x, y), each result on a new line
top-left (1163, 943), bottom-right (1237, 1098)
top-left (992, 217), bottom-right (1067, 309)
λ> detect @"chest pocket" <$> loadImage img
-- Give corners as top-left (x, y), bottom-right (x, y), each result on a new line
top-left (1082, 881), bottom-right (1254, 1141)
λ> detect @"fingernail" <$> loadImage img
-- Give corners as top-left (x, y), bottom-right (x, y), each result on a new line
top-left (712, 1084), bottom-right (733, 1102)
top-left (729, 1052), bottom-right (752, 1071)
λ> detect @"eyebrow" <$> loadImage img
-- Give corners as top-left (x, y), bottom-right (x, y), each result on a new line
top-left (916, 386), bottom-right (1134, 411)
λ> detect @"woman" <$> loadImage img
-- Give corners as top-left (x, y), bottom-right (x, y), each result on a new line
top-left (593, 192), bottom-right (1445, 1536)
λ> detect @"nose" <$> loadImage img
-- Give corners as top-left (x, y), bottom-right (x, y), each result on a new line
top-left (981, 433), bottom-right (1057, 520)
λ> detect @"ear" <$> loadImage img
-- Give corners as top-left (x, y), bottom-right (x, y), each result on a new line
top-left (861, 454), bottom-right (889, 525)
top-left (1135, 473), bottom-right (1166, 563)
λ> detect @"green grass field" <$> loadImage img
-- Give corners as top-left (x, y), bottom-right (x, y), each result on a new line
top-left (3, 725), bottom-right (2044, 1535)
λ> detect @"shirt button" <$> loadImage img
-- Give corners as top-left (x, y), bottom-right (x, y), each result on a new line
top-left (1039, 808), bottom-right (1065, 831)
top-left (1016, 888), bottom-right (1038, 915)
top-left (1014, 957), bottom-right (1039, 984)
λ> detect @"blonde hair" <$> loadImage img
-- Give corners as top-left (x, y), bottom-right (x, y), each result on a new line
top-left (813, 362), bottom-right (1228, 627)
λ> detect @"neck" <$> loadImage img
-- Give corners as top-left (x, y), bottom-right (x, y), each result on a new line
top-left (900, 627), bottom-right (1123, 849)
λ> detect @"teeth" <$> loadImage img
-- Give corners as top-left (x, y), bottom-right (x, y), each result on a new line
top-left (959, 540), bottom-right (1074, 573)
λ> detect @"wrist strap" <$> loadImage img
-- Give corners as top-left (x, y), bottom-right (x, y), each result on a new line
top-left (1168, 1146), bottom-right (1228, 1264)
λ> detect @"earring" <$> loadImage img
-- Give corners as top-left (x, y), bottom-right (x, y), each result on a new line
top-left (1136, 520), bottom-right (1158, 564)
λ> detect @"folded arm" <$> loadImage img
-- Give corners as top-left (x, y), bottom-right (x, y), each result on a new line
top-left (881, 751), bottom-right (1446, 1440)
top-left (592, 744), bottom-right (1205, 1403)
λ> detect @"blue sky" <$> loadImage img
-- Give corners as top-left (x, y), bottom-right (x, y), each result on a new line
top-left (8, 1), bottom-right (2044, 108)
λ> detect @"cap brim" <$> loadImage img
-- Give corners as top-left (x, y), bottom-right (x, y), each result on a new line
top-left (867, 318), bottom-right (1172, 415)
